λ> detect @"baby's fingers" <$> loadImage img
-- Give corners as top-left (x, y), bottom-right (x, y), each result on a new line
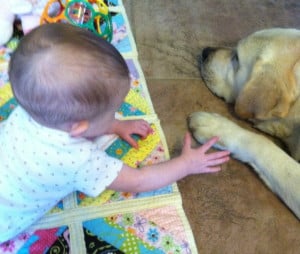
top-left (201, 166), bottom-right (223, 174)
top-left (123, 134), bottom-right (139, 149)
top-left (199, 136), bottom-right (220, 152)
top-left (205, 155), bottom-right (230, 167)
top-left (134, 121), bottom-right (152, 138)
top-left (182, 132), bottom-right (192, 152)
top-left (206, 150), bottom-right (230, 161)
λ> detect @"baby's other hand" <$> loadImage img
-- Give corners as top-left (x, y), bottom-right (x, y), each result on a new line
top-left (113, 119), bottom-right (152, 148)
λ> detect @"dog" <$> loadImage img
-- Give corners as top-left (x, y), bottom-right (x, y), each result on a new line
top-left (188, 28), bottom-right (300, 219)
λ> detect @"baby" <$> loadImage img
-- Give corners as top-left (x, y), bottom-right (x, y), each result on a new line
top-left (0, 23), bottom-right (230, 243)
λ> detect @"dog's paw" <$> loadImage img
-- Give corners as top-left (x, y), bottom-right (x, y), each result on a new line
top-left (188, 112), bottom-right (243, 150)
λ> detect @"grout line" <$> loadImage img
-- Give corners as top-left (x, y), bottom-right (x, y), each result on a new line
top-left (144, 77), bottom-right (203, 81)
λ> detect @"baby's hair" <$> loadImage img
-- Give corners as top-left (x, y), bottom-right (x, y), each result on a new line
top-left (9, 23), bottom-right (130, 126)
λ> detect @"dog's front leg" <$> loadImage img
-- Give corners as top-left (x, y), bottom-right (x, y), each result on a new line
top-left (188, 112), bottom-right (300, 219)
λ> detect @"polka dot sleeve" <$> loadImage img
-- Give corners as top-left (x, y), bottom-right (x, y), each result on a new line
top-left (74, 149), bottom-right (123, 197)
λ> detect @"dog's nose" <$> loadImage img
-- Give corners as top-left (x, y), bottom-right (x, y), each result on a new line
top-left (201, 47), bottom-right (216, 62)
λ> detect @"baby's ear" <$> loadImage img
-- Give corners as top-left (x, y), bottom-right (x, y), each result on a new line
top-left (69, 120), bottom-right (89, 137)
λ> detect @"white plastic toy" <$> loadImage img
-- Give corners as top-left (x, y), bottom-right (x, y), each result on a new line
top-left (0, 0), bottom-right (50, 45)
top-left (0, 0), bottom-right (33, 45)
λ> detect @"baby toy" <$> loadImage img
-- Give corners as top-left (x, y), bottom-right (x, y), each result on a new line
top-left (0, 0), bottom-right (33, 45)
top-left (0, 0), bottom-right (113, 46)
top-left (40, 0), bottom-right (113, 41)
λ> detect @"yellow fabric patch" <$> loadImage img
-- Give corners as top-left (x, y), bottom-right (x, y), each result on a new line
top-left (0, 83), bottom-right (13, 107)
top-left (124, 89), bottom-right (151, 114)
top-left (122, 125), bottom-right (160, 168)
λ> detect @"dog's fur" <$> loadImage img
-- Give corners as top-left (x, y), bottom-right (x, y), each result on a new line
top-left (189, 28), bottom-right (300, 218)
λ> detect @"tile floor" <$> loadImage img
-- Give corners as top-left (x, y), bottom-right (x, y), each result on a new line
top-left (123, 1), bottom-right (300, 253)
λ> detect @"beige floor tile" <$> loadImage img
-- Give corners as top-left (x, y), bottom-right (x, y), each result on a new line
top-left (123, 1), bottom-right (300, 253)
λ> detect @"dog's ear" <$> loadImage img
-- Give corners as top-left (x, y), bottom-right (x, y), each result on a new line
top-left (235, 62), bottom-right (295, 120)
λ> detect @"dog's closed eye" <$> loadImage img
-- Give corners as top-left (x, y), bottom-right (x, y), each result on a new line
top-left (231, 50), bottom-right (239, 72)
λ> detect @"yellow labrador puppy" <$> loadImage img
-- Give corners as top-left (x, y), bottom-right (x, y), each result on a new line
top-left (189, 28), bottom-right (300, 218)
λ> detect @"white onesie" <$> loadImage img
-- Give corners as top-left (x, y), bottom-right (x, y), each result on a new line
top-left (0, 106), bottom-right (122, 243)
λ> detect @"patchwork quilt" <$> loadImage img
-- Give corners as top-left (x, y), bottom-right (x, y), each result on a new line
top-left (0, 1), bottom-right (198, 253)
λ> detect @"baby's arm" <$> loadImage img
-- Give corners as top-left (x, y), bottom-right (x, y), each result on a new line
top-left (108, 133), bottom-right (230, 193)
top-left (110, 119), bottom-right (152, 148)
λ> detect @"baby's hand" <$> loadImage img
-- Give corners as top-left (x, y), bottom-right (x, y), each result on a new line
top-left (113, 119), bottom-right (152, 148)
top-left (181, 132), bottom-right (230, 174)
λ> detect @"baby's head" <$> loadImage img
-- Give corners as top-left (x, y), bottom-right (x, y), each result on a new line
top-left (9, 23), bottom-right (130, 136)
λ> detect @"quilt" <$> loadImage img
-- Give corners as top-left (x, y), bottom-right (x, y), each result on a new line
top-left (0, 1), bottom-right (198, 253)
